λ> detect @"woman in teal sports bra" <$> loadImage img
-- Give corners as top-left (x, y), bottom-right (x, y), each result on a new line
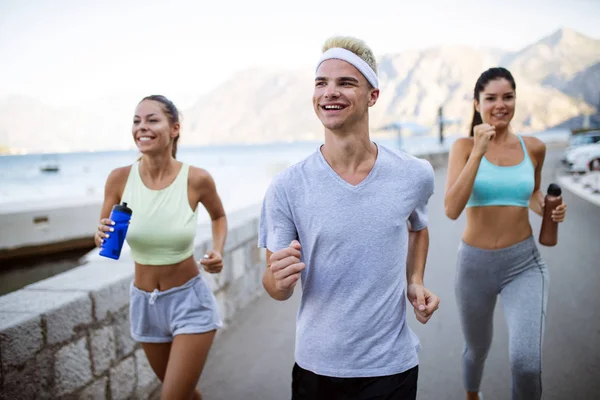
top-left (94, 95), bottom-right (227, 400)
top-left (444, 68), bottom-right (567, 400)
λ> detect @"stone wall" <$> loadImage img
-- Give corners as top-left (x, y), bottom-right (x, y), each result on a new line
top-left (0, 204), bottom-right (265, 399)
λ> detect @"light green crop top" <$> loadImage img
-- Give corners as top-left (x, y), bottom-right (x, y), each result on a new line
top-left (122, 161), bottom-right (198, 265)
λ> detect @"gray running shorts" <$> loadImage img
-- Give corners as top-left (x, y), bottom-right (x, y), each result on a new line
top-left (129, 274), bottom-right (222, 343)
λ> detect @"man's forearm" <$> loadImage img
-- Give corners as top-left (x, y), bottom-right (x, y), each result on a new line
top-left (406, 227), bottom-right (429, 285)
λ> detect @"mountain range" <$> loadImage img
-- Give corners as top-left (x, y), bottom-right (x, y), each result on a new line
top-left (1, 27), bottom-right (599, 154)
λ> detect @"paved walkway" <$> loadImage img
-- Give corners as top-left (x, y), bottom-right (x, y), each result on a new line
top-left (197, 150), bottom-right (600, 400)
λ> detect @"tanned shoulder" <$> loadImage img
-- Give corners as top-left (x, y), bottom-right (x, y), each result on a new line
top-left (523, 136), bottom-right (546, 164)
top-left (451, 137), bottom-right (474, 158)
top-left (188, 165), bottom-right (217, 199)
top-left (105, 166), bottom-right (132, 195)
top-left (188, 166), bottom-right (213, 187)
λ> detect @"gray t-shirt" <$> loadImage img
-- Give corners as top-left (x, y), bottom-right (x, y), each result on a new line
top-left (258, 143), bottom-right (435, 378)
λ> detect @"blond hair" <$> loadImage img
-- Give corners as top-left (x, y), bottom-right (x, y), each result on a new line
top-left (322, 36), bottom-right (378, 75)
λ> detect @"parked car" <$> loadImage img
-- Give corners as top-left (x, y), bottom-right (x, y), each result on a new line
top-left (562, 131), bottom-right (600, 163)
top-left (563, 142), bottom-right (600, 173)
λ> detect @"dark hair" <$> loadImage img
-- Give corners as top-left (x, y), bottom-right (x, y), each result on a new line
top-left (470, 67), bottom-right (516, 136)
top-left (140, 95), bottom-right (181, 158)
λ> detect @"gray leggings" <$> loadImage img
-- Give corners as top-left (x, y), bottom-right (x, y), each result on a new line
top-left (455, 236), bottom-right (549, 400)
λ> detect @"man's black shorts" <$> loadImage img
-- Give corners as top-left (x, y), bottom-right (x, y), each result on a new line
top-left (291, 363), bottom-right (419, 400)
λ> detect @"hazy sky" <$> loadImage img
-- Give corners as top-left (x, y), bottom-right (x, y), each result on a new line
top-left (1, 0), bottom-right (599, 109)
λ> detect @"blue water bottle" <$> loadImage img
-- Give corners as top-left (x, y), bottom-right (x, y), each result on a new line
top-left (99, 202), bottom-right (133, 260)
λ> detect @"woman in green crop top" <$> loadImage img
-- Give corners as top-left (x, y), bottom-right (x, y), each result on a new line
top-left (94, 95), bottom-right (227, 400)
top-left (444, 68), bottom-right (567, 400)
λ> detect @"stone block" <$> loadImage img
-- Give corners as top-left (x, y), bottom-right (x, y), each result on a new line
top-left (0, 312), bottom-right (43, 368)
top-left (91, 276), bottom-right (131, 321)
top-left (2, 348), bottom-right (54, 399)
top-left (232, 203), bottom-right (261, 222)
top-left (109, 356), bottom-right (136, 400)
top-left (224, 213), bottom-right (256, 249)
top-left (214, 291), bottom-right (229, 325)
top-left (135, 348), bottom-right (159, 397)
top-left (34, 347), bottom-right (54, 397)
top-left (0, 288), bottom-right (86, 315)
top-left (78, 377), bottom-right (108, 399)
top-left (250, 265), bottom-right (263, 294)
top-left (45, 292), bottom-right (93, 345)
top-left (223, 289), bottom-right (239, 323)
top-left (90, 326), bottom-right (116, 376)
top-left (245, 243), bottom-right (264, 279)
top-left (26, 261), bottom-right (134, 292)
top-left (252, 215), bottom-right (259, 235)
top-left (237, 219), bottom-right (259, 244)
top-left (114, 308), bottom-right (137, 359)
top-left (223, 223), bottom-right (241, 253)
top-left (194, 224), bottom-right (212, 244)
top-left (228, 275), bottom-right (255, 314)
top-left (231, 247), bottom-right (246, 281)
top-left (245, 268), bottom-right (262, 307)
top-left (250, 243), bottom-right (264, 266)
top-left (247, 262), bottom-right (263, 297)
top-left (0, 288), bottom-right (92, 346)
top-left (258, 244), bottom-right (267, 264)
top-left (227, 218), bottom-right (257, 248)
top-left (55, 337), bottom-right (93, 396)
top-left (218, 251), bottom-right (234, 288)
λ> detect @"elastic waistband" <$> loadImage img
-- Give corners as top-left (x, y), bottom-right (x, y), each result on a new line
top-left (460, 235), bottom-right (536, 256)
top-left (131, 274), bottom-right (201, 297)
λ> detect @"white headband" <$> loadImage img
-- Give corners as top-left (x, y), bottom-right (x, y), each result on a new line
top-left (316, 47), bottom-right (379, 89)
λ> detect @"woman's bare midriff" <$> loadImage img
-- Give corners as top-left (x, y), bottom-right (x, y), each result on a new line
top-left (133, 257), bottom-right (200, 292)
top-left (463, 206), bottom-right (533, 250)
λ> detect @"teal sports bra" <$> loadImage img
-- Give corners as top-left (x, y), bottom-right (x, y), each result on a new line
top-left (466, 135), bottom-right (534, 208)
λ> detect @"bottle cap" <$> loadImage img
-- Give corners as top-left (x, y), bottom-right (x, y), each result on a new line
top-left (547, 183), bottom-right (562, 196)
top-left (113, 202), bottom-right (133, 215)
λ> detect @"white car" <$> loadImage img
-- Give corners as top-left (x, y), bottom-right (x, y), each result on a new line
top-left (564, 143), bottom-right (600, 173)
top-left (562, 131), bottom-right (600, 163)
